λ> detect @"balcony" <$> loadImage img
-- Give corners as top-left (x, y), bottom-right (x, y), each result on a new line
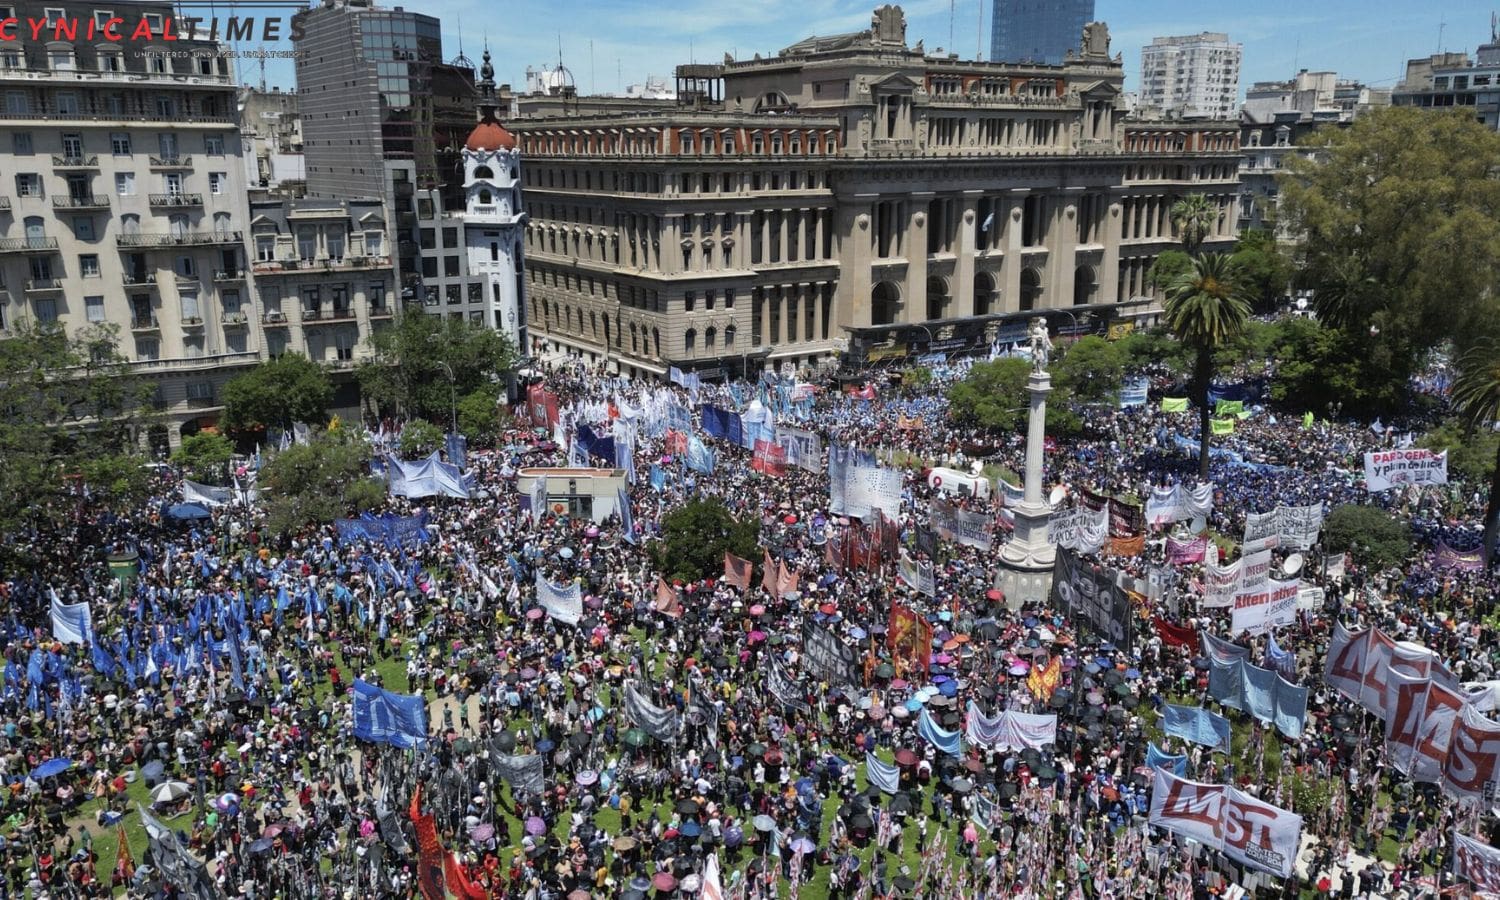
top-left (122, 272), bottom-right (157, 287)
top-left (180, 316), bottom-right (205, 329)
top-left (325, 305), bottom-right (356, 322)
top-left (0, 197), bottom-right (10, 210)
top-left (222, 312), bottom-right (248, 327)
top-left (51, 154), bottom-right (99, 170)
top-left (130, 315), bottom-right (160, 331)
top-left (116, 230), bottom-right (242, 248)
top-left (149, 193), bottom-right (203, 210)
top-left (25, 278), bottom-right (62, 293)
top-left (52, 194), bottom-right (110, 211)
top-left (212, 269), bottom-right (244, 283)
top-left (148, 156), bottom-right (193, 169)
top-left (261, 310), bottom-right (288, 326)
top-left (186, 393), bottom-right (217, 409)
top-left (369, 304), bottom-right (393, 319)
top-left (301, 307), bottom-right (322, 321)
top-left (0, 237), bottom-right (58, 253)
top-left (252, 254), bottom-right (391, 275)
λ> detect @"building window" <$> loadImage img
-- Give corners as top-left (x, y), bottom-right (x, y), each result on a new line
top-left (221, 290), bottom-right (241, 315)
top-left (115, 172), bottom-right (135, 196)
top-left (110, 133), bottom-right (130, 155)
top-left (419, 228), bottom-right (436, 250)
top-left (684, 328), bottom-right (696, 354)
top-left (72, 218), bottom-right (94, 241)
top-left (203, 134), bottom-right (225, 156)
top-left (705, 290), bottom-right (716, 310)
top-left (446, 284), bottom-right (462, 304)
top-left (34, 298), bottom-right (58, 324)
top-left (47, 44), bottom-right (75, 71)
top-left (363, 231), bottom-right (383, 256)
top-left (256, 235), bottom-right (275, 261)
top-left (80, 254), bottom-right (99, 277)
top-left (209, 173), bottom-right (226, 195)
top-left (725, 288), bottom-right (735, 309)
top-left (11, 133), bottom-right (30, 155)
top-left (421, 258), bottom-right (438, 279)
top-left (442, 227), bottom-right (458, 248)
top-left (15, 174), bottom-right (41, 197)
top-left (704, 326), bottom-right (716, 349)
top-left (444, 256), bottom-right (460, 277)
top-left (724, 324), bottom-right (736, 348)
top-left (84, 295), bottom-right (105, 323)
top-left (467, 282), bottom-right (483, 301)
top-left (179, 291), bottom-right (200, 320)
top-left (136, 338), bottom-right (158, 361)
top-left (684, 291), bottom-right (695, 312)
top-left (175, 255), bottom-right (194, 278)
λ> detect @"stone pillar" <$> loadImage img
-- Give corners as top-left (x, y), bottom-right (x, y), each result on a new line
top-left (904, 198), bottom-right (930, 324)
top-left (996, 362), bottom-right (1057, 611)
top-left (839, 200), bottom-right (873, 330)
top-left (1003, 193), bottom-right (1025, 313)
top-left (1100, 196), bottom-right (1123, 303)
top-left (954, 194), bottom-right (978, 318)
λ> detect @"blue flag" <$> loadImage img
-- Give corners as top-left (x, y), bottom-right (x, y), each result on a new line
top-left (866, 753), bottom-right (900, 794)
top-left (1146, 741), bottom-right (1189, 776)
top-left (649, 464), bottom-right (667, 493)
top-left (1161, 703), bottom-right (1231, 752)
top-left (618, 487), bottom-right (637, 545)
top-left (351, 679), bottom-right (429, 748)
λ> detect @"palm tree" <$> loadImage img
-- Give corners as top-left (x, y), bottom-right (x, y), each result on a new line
top-left (1451, 339), bottom-right (1500, 564)
top-left (1164, 254), bottom-right (1253, 479)
top-left (1311, 255), bottom-right (1378, 330)
top-left (1170, 193), bottom-right (1219, 255)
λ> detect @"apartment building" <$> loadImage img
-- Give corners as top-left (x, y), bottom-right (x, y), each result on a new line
top-left (511, 7), bottom-right (1239, 379)
top-left (1393, 21), bottom-right (1500, 131)
top-left (0, 0), bottom-right (260, 450)
top-left (1139, 33), bottom-right (1243, 120)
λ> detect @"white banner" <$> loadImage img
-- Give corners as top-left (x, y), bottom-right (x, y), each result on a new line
top-left (1455, 833), bottom-right (1500, 896)
top-left (1229, 577), bottom-right (1299, 636)
top-left (1442, 704), bottom-right (1500, 806)
top-left (845, 465), bottom-right (903, 520)
top-left (1202, 549), bottom-right (1271, 608)
top-left (1365, 448), bottom-right (1448, 492)
top-left (1051, 506), bottom-right (1108, 554)
top-left (1243, 503), bottom-right (1324, 551)
top-left (183, 479), bottom-right (232, 507)
top-left (1145, 483), bottom-right (1214, 526)
top-left (1148, 769), bottom-right (1303, 878)
top-left (534, 572), bottom-right (582, 625)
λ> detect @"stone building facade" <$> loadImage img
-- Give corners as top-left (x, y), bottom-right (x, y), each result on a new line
top-left (510, 6), bottom-right (1239, 378)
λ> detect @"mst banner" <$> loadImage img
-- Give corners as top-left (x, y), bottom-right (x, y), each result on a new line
top-left (1050, 549), bottom-right (1133, 652)
top-left (1148, 769), bottom-right (1303, 878)
top-left (1364, 448), bottom-right (1448, 492)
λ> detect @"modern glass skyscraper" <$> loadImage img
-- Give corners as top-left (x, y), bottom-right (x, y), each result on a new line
top-left (990, 0), bottom-right (1095, 65)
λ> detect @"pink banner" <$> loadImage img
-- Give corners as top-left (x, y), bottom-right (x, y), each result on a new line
top-left (1167, 535), bottom-right (1208, 565)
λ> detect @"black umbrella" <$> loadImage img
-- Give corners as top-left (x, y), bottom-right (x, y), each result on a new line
top-left (676, 799), bottom-right (700, 816)
top-left (889, 793), bottom-right (913, 814)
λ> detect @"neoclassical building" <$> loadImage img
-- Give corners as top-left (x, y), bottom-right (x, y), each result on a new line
top-left (511, 5), bottom-right (1240, 378)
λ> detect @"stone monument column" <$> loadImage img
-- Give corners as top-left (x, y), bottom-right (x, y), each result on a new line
top-left (996, 318), bottom-right (1058, 611)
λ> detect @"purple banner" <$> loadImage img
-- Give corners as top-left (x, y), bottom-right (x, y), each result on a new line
top-left (1435, 541), bottom-right (1484, 572)
top-left (1167, 535), bottom-right (1208, 566)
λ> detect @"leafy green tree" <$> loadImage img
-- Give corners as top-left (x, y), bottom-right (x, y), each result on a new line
top-left (1164, 254), bottom-right (1253, 479)
top-left (0, 323), bottom-right (155, 541)
top-left (1146, 250), bottom-right (1195, 293)
top-left (397, 419), bottom-right (444, 459)
top-left (1321, 503), bottom-right (1413, 571)
top-left (260, 428), bottom-right (384, 536)
top-left (1265, 316), bottom-right (1413, 417)
top-left (1169, 194), bottom-right (1218, 254)
top-left (172, 432), bottom-right (235, 485)
top-left (900, 367), bottom-right (934, 390)
top-left (1280, 108), bottom-right (1500, 399)
top-left (220, 353), bottom-right (333, 436)
top-left (648, 498), bottom-right (759, 583)
top-left (457, 386), bottom-right (508, 447)
top-left (947, 358), bottom-right (1080, 435)
top-left (1451, 339), bottom-right (1500, 563)
top-left (357, 314), bottom-right (516, 421)
top-left (78, 453), bottom-right (156, 512)
top-left (1229, 230), bottom-right (1293, 313)
top-left (1115, 326), bottom-right (1191, 375)
top-left (1052, 336), bottom-right (1124, 406)
top-left (1420, 420), bottom-right (1499, 486)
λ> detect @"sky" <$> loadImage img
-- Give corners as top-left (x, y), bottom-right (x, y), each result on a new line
top-left (243, 0), bottom-right (1490, 98)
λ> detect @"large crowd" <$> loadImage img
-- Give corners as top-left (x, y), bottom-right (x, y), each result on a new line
top-left (0, 347), bottom-right (1494, 900)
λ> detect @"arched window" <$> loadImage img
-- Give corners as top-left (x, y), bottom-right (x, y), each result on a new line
top-left (1020, 269), bottom-right (1042, 311)
top-left (974, 272), bottom-right (997, 316)
top-left (723, 324), bottom-right (736, 348)
top-left (478, 189), bottom-right (492, 204)
top-left (925, 276), bottom-right (948, 321)
top-left (871, 282), bottom-right (900, 326)
top-left (473, 165), bottom-right (494, 179)
top-left (704, 326), bottom-right (716, 349)
top-left (1073, 265), bottom-right (1096, 306)
top-left (684, 328), bottom-right (696, 354)
top-left (630, 323), bottom-right (638, 353)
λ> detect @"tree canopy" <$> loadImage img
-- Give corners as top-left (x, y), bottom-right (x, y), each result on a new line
top-left (457, 386), bottom-right (508, 448)
top-left (259, 428), bottom-right (385, 536)
top-left (397, 419), bottom-right (444, 458)
top-left (948, 358), bottom-right (1080, 436)
top-left (1164, 254), bottom-right (1252, 478)
top-left (648, 498), bottom-right (759, 583)
top-left (220, 353), bottom-right (333, 436)
top-left (1321, 503), bottom-right (1412, 571)
top-left (1280, 107), bottom-right (1500, 397)
top-left (0, 323), bottom-right (156, 540)
top-left (172, 432), bottom-right (234, 485)
top-left (1229, 230), bottom-right (1293, 313)
top-left (1051, 336), bottom-right (1125, 406)
top-left (356, 314), bottom-right (517, 422)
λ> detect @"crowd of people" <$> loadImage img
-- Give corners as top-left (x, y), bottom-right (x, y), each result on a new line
top-left (0, 347), bottom-right (1494, 900)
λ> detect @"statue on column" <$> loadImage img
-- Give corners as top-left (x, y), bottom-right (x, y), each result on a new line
top-left (1028, 316), bottom-right (1053, 372)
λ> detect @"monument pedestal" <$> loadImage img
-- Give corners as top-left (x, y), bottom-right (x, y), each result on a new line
top-left (995, 366), bottom-right (1057, 612)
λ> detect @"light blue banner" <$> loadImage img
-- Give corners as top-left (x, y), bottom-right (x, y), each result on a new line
top-left (1162, 703), bottom-right (1231, 752)
top-left (1147, 741), bottom-right (1188, 776)
top-left (351, 679), bottom-right (428, 748)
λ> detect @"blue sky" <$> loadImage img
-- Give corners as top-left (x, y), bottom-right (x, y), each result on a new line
top-left (244, 0), bottom-right (1489, 97)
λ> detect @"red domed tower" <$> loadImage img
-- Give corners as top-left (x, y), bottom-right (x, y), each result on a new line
top-left (462, 49), bottom-right (528, 350)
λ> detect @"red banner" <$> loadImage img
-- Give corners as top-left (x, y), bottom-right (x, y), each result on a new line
top-left (752, 439), bottom-right (787, 476)
top-left (1153, 616), bottom-right (1201, 652)
top-left (723, 552), bottom-right (753, 591)
top-left (762, 550), bottom-right (778, 593)
top-left (775, 562), bottom-right (799, 598)
top-left (1109, 534), bottom-right (1145, 557)
top-left (665, 429), bottom-right (688, 456)
top-left (444, 852), bottom-right (487, 900)
top-left (409, 788), bottom-right (448, 900)
top-left (887, 604), bottom-right (932, 680)
top-left (654, 578), bottom-right (683, 618)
